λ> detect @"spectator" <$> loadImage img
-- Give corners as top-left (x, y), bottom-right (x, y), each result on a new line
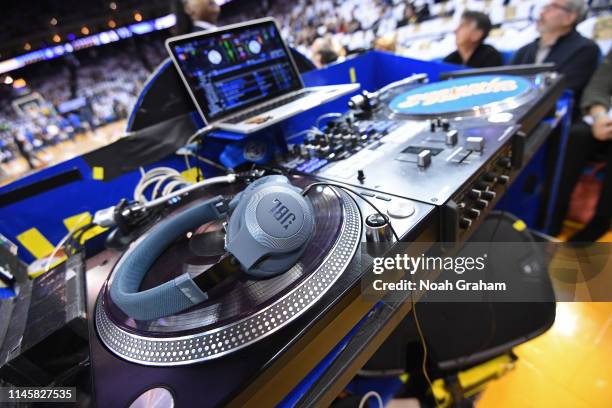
top-left (443, 11), bottom-right (503, 68)
top-left (311, 35), bottom-right (346, 68)
top-left (550, 49), bottom-right (612, 242)
top-left (397, 3), bottom-right (418, 27)
top-left (11, 127), bottom-right (39, 170)
top-left (510, 0), bottom-right (600, 108)
top-left (172, 0), bottom-right (221, 35)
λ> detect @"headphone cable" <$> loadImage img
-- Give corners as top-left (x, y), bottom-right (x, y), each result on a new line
top-left (302, 182), bottom-right (400, 242)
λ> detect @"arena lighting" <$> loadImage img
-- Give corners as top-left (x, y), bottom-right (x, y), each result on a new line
top-left (3, 76), bottom-right (13, 85)
top-left (50, 17), bottom-right (58, 26)
top-left (12, 78), bottom-right (26, 89)
top-left (110, 2), bottom-right (117, 10)
top-left (134, 12), bottom-right (143, 22)
top-left (108, 20), bottom-right (117, 28)
top-left (0, 14), bottom-right (177, 75)
top-left (53, 34), bottom-right (61, 43)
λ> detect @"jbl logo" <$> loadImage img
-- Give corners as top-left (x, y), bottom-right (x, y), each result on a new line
top-left (269, 198), bottom-right (296, 230)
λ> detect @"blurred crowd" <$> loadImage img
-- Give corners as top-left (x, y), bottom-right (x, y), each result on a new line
top-left (1, 0), bottom-right (610, 172)
top-left (0, 40), bottom-right (166, 168)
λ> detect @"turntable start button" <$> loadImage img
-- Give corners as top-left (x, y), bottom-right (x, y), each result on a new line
top-left (387, 201), bottom-right (415, 218)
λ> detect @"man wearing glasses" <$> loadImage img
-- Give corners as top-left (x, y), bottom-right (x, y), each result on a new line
top-left (510, 0), bottom-right (600, 113)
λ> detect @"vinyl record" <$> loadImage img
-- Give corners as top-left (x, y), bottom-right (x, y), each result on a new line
top-left (96, 184), bottom-right (362, 365)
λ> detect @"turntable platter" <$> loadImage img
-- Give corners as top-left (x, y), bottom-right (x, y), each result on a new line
top-left (96, 186), bottom-right (362, 365)
top-left (387, 74), bottom-right (535, 119)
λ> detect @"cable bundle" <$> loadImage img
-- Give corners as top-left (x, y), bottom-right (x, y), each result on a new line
top-left (133, 167), bottom-right (192, 204)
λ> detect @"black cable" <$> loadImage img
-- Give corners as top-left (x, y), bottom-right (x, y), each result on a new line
top-left (64, 223), bottom-right (95, 256)
top-left (301, 182), bottom-right (400, 242)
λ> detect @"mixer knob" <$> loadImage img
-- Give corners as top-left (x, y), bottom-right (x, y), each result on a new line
top-left (357, 169), bottom-right (365, 182)
top-left (497, 157), bottom-right (512, 169)
top-left (465, 208), bottom-right (481, 219)
top-left (473, 181), bottom-right (488, 190)
top-left (474, 199), bottom-right (488, 210)
top-left (481, 190), bottom-right (497, 201)
top-left (467, 189), bottom-right (481, 199)
top-left (498, 175), bottom-right (510, 185)
top-left (459, 218), bottom-right (472, 229)
top-left (466, 136), bottom-right (484, 152)
top-left (299, 145), bottom-right (309, 158)
top-left (441, 119), bottom-right (450, 131)
top-left (482, 172), bottom-right (497, 183)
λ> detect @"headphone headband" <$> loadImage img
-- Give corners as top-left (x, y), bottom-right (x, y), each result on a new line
top-left (109, 176), bottom-right (316, 320)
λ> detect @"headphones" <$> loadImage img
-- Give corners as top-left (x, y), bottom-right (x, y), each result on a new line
top-left (110, 176), bottom-right (315, 320)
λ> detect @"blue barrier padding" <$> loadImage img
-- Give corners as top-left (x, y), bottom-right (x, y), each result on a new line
top-left (0, 288), bottom-right (16, 299)
top-left (0, 154), bottom-right (192, 263)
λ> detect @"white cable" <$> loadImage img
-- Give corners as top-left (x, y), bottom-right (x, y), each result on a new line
top-left (286, 127), bottom-right (323, 142)
top-left (151, 173), bottom-right (183, 199)
top-left (162, 180), bottom-right (189, 196)
top-left (315, 112), bottom-right (342, 128)
top-left (143, 173), bottom-right (237, 209)
top-left (133, 167), bottom-right (187, 202)
top-left (186, 124), bottom-right (215, 146)
top-left (358, 391), bottom-right (383, 408)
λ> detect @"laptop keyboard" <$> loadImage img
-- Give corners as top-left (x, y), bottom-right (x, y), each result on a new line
top-left (226, 90), bottom-right (313, 124)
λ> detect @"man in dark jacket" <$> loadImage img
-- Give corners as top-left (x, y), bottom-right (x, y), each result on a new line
top-left (443, 11), bottom-right (503, 68)
top-left (510, 0), bottom-right (600, 106)
top-left (550, 49), bottom-right (612, 241)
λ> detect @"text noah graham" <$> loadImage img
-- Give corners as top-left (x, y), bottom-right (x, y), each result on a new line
top-left (372, 279), bottom-right (507, 292)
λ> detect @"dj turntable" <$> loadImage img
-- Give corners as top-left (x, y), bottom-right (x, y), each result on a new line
top-left (84, 59), bottom-right (567, 407)
top-left (88, 174), bottom-right (436, 406)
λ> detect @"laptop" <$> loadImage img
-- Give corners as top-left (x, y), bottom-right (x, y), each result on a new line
top-left (165, 17), bottom-right (360, 134)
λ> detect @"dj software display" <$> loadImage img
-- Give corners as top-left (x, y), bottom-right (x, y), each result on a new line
top-left (86, 64), bottom-right (564, 407)
top-left (170, 23), bottom-right (301, 120)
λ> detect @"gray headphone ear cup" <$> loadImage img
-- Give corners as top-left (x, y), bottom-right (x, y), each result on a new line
top-left (226, 176), bottom-right (291, 239)
top-left (225, 176), bottom-right (315, 278)
top-left (247, 195), bottom-right (314, 278)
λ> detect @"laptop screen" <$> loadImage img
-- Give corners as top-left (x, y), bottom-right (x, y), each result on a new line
top-left (167, 20), bottom-right (302, 122)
